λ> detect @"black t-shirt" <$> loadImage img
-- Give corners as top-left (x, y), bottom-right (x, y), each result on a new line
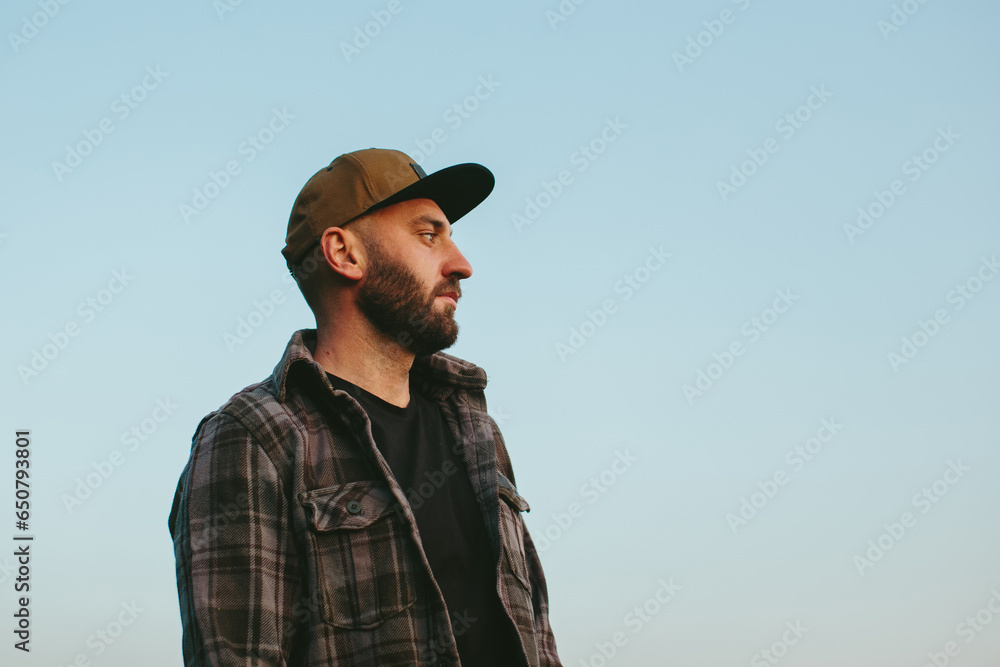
top-left (326, 372), bottom-right (523, 665)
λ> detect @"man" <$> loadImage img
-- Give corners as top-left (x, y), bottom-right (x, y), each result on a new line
top-left (168, 148), bottom-right (563, 666)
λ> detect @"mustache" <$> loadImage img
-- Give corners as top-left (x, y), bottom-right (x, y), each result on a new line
top-left (435, 282), bottom-right (462, 298)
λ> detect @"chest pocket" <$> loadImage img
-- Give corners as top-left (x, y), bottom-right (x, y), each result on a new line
top-left (300, 481), bottom-right (420, 629)
top-left (497, 473), bottom-right (532, 592)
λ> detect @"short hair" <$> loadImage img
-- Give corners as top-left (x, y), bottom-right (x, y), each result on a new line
top-left (286, 212), bottom-right (380, 317)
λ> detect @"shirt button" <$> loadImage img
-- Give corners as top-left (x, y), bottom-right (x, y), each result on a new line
top-left (346, 500), bottom-right (362, 514)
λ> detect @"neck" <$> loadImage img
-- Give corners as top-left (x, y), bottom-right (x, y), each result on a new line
top-left (313, 313), bottom-right (415, 408)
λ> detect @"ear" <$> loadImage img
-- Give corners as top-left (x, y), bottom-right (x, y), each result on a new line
top-left (319, 227), bottom-right (364, 282)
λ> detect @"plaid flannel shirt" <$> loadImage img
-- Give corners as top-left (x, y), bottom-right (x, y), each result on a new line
top-left (168, 329), bottom-right (563, 666)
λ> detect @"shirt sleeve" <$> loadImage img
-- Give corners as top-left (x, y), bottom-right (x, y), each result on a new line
top-left (522, 524), bottom-right (565, 667)
top-left (487, 414), bottom-right (565, 667)
top-left (168, 412), bottom-right (304, 666)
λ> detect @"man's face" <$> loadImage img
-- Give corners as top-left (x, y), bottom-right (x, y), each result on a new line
top-left (354, 199), bottom-right (473, 355)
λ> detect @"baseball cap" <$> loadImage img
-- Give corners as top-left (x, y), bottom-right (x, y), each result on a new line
top-left (282, 148), bottom-right (495, 265)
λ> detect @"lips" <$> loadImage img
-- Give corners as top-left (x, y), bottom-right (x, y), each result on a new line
top-left (436, 290), bottom-right (460, 307)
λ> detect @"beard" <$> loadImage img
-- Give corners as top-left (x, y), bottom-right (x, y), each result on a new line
top-left (355, 236), bottom-right (460, 355)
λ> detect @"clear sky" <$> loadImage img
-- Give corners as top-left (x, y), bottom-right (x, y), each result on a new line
top-left (2, 0), bottom-right (999, 665)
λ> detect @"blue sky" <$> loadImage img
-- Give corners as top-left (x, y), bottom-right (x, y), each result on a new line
top-left (2, 1), bottom-right (999, 665)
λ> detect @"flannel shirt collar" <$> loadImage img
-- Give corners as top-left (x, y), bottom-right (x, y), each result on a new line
top-left (273, 328), bottom-right (489, 403)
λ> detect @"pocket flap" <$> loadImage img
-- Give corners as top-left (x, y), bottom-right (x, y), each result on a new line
top-left (497, 473), bottom-right (530, 512)
top-left (300, 481), bottom-right (396, 531)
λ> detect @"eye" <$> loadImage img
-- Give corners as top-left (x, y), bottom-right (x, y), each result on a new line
top-left (420, 232), bottom-right (438, 243)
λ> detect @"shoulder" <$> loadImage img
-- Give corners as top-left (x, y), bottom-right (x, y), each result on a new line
top-left (191, 376), bottom-right (302, 478)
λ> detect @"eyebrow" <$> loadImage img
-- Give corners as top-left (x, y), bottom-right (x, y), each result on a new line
top-left (412, 214), bottom-right (453, 237)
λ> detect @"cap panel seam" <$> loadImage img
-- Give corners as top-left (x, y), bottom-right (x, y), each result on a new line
top-left (344, 153), bottom-right (381, 205)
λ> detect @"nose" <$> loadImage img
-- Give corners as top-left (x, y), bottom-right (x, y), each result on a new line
top-left (443, 238), bottom-right (473, 281)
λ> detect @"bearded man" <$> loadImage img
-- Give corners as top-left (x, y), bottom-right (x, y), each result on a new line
top-left (168, 148), bottom-right (563, 667)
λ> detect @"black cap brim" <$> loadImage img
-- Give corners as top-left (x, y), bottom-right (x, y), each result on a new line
top-left (366, 163), bottom-right (495, 224)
